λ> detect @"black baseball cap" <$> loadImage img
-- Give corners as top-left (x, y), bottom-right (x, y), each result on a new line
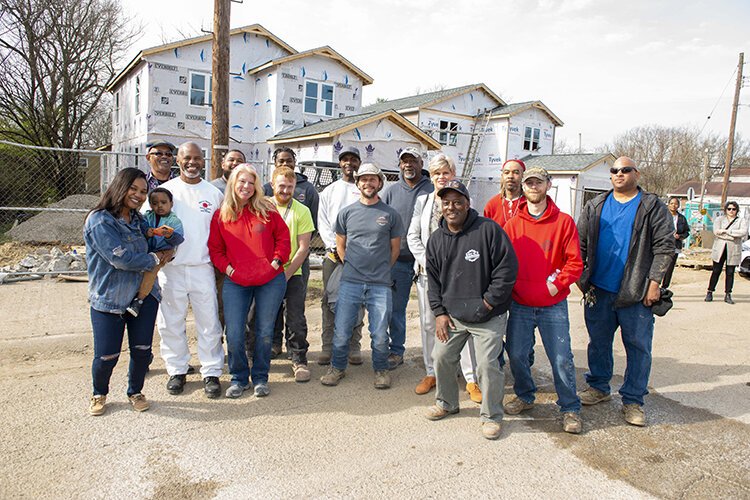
top-left (436, 179), bottom-right (470, 200)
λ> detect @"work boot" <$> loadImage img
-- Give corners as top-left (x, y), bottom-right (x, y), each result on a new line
top-left (623, 404), bottom-right (646, 426)
top-left (578, 386), bottom-right (612, 406)
top-left (466, 382), bottom-right (482, 403)
top-left (89, 395), bottom-right (106, 416)
top-left (270, 345), bottom-right (282, 359)
top-left (704, 291), bottom-right (713, 302)
top-left (481, 421), bottom-right (502, 440)
top-left (387, 353), bottom-right (404, 370)
top-left (562, 412), bottom-right (582, 434)
top-left (504, 396), bottom-right (534, 415)
top-left (203, 377), bottom-right (221, 399)
top-left (317, 351), bottom-right (332, 365)
top-left (724, 293), bottom-right (735, 304)
top-left (320, 367), bottom-right (345, 386)
top-left (415, 376), bottom-right (436, 395)
top-left (293, 363), bottom-right (311, 383)
top-left (374, 370), bottom-right (391, 389)
top-left (128, 393), bottom-right (150, 412)
top-left (425, 405), bottom-right (458, 421)
top-left (348, 351), bottom-right (363, 365)
top-left (166, 374), bottom-right (186, 395)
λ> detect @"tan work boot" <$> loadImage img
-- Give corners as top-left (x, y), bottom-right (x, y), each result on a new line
top-left (504, 396), bottom-right (534, 415)
top-left (374, 370), bottom-right (391, 389)
top-left (622, 404), bottom-right (646, 426)
top-left (466, 382), bottom-right (482, 403)
top-left (317, 351), bottom-right (332, 365)
top-left (89, 395), bottom-right (106, 416)
top-left (348, 351), bottom-right (363, 365)
top-left (562, 412), bottom-right (582, 434)
top-left (481, 421), bottom-right (502, 440)
top-left (578, 386), bottom-right (612, 406)
top-left (128, 393), bottom-right (150, 412)
top-left (293, 363), bottom-right (311, 383)
top-left (320, 367), bottom-right (345, 386)
top-left (425, 405), bottom-right (459, 421)
top-left (415, 376), bottom-right (436, 395)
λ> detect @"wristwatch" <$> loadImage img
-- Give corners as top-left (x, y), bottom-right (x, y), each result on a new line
top-left (272, 258), bottom-right (283, 267)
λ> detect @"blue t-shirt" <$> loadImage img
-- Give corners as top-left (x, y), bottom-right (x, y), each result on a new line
top-left (591, 191), bottom-right (641, 293)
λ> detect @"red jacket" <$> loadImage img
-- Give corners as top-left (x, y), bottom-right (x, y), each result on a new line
top-left (208, 206), bottom-right (291, 287)
top-left (483, 194), bottom-right (524, 228)
top-left (504, 197), bottom-right (583, 307)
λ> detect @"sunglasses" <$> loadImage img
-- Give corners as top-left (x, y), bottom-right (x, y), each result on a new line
top-left (610, 166), bottom-right (636, 175)
top-left (726, 207), bottom-right (738, 211)
top-left (150, 151), bottom-right (173, 158)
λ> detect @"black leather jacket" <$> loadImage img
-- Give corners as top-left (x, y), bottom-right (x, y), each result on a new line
top-left (577, 188), bottom-right (674, 308)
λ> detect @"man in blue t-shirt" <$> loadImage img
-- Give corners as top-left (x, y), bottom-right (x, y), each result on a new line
top-left (577, 156), bottom-right (673, 427)
top-left (320, 164), bottom-right (403, 390)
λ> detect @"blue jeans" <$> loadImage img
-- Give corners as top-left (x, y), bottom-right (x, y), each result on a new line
top-left (583, 288), bottom-right (654, 406)
top-left (388, 260), bottom-right (414, 356)
top-left (333, 280), bottom-right (392, 371)
top-left (90, 294), bottom-right (158, 396)
top-left (223, 273), bottom-right (286, 386)
top-left (506, 300), bottom-right (580, 413)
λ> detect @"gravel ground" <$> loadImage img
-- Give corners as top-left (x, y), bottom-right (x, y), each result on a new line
top-left (6, 194), bottom-right (99, 244)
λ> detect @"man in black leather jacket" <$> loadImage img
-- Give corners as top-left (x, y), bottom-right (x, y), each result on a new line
top-left (576, 156), bottom-right (673, 427)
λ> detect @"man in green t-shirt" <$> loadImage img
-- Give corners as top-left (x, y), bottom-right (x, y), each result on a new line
top-left (270, 166), bottom-right (316, 382)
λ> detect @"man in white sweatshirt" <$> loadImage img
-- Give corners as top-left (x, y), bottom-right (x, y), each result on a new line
top-left (157, 142), bottom-right (225, 399)
top-left (316, 146), bottom-right (365, 365)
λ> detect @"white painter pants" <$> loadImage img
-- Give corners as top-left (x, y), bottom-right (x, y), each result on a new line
top-left (416, 274), bottom-right (477, 382)
top-left (157, 263), bottom-right (224, 378)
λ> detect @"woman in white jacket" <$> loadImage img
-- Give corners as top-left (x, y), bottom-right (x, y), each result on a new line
top-left (407, 154), bottom-right (481, 401)
top-left (705, 201), bottom-right (748, 304)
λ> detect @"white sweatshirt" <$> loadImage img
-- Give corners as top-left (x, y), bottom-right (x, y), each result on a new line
top-left (317, 179), bottom-right (361, 249)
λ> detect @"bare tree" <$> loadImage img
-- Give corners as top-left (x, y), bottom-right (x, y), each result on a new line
top-left (0, 0), bottom-right (137, 197)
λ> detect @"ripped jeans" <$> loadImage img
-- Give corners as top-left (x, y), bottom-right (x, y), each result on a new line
top-left (91, 294), bottom-right (158, 396)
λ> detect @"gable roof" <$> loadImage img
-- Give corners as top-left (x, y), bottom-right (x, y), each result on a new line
top-left (269, 110), bottom-right (441, 150)
top-left (491, 101), bottom-right (564, 126)
top-left (106, 24), bottom-right (295, 92)
top-left (362, 83), bottom-right (505, 115)
top-left (520, 153), bottom-right (615, 173)
top-left (248, 46), bottom-right (373, 85)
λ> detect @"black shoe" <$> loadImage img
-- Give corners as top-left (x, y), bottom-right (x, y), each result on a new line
top-left (145, 352), bottom-right (154, 374)
top-left (203, 376), bottom-right (221, 398)
top-left (166, 374), bottom-right (186, 395)
top-left (270, 345), bottom-right (282, 359)
top-left (187, 365), bottom-right (196, 375)
top-left (704, 291), bottom-right (713, 302)
top-left (724, 293), bottom-right (735, 304)
top-left (126, 298), bottom-right (144, 317)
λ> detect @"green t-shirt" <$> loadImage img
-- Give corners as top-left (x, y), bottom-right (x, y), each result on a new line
top-left (274, 198), bottom-right (315, 276)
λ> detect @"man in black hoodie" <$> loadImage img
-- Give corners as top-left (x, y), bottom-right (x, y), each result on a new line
top-left (425, 180), bottom-right (518, 440)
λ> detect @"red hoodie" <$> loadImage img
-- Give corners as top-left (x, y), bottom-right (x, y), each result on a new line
top-left (484, 193), bottom-right (524, 228)
top-left (504, 197), bottom-right (583, 307)
top-left (208, 206), bottom-right (291, 287)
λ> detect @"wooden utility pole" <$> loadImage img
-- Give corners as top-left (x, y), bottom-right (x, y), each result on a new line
top-left (720, 52), bottom-right (744, 206)
top-left (210, 0), bottom-right (231, 180)
top-left (699, 148), bottom-right (710, 211)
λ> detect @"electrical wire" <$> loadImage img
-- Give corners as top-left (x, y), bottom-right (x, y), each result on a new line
top-left (698, 66), bottom-right (738, 137)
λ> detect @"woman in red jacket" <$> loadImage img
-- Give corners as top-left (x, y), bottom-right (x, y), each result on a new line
top-left (208, 164), bottom-right (291, 398)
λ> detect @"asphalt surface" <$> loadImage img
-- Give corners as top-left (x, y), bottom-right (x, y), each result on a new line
top-left (1, 266), bottom-right (748, 499)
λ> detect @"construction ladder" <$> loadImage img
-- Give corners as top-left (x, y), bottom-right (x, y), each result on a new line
top-left (462, 111), bottom-right (491, 184)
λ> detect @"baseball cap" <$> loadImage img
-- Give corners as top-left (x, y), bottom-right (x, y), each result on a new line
top-left (436, 179), bottom-right (470, 200)
top-left (354, 163), bottom-right (386, 184)
top-left (338, 146), bottom-right (361, 160)
top-left (399, 147), bottom-right (421, 160)
top-left (522, 166), bottom-right (551, 182)
top-left (146, 140), bottom-right (176, 154)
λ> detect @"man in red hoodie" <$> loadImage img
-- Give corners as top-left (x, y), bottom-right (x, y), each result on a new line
top-left (503, 167), bottom-right (584, 434)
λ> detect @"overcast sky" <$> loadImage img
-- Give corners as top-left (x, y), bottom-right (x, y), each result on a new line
top-left (120, 0), bottom-right (749, 151)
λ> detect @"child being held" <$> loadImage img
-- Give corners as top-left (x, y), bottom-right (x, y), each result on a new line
top-left (127, 187), bottom-right (185, 316)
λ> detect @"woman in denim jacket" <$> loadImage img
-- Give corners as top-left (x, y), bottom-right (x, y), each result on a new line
top-left (84, 168), bottom-right (174, 416)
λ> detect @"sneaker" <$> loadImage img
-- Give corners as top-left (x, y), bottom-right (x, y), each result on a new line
top-left (387, 353), bottom-right (404, 370)
top-left (724, 293), bottom-right (735, 305)
top-left (504, 396), bottom-right (534, 415)
top-left (481, 421), bottom-right (502, 440)
top-left (126, 298), bottom-right (143, 317)
top-left (128, 393), bottom-right (150, 412)
top-left (254, 382), bottom-right (270, 397)
top-left (622, 404), bottom-right (646, 427)
top-left (563, 412), bottom-right (582, 434)
top-left (466, 382), bottom-right (483, 403)
top-left (374, 370), bottom-right (391, 389)
top-left (203, 377), bottom-right (221, 398)
top-left (425, 405), bottom-right (459, 421)
top-left (320, 367), bottom-right (346, 386)
top-left (225, 383), bottom-right (251, 398)
top-left (89, 395), bottom-right (106, 416)
top-left (348, 351), bottom-right (364, 365)
top-left (578, 386), bottom-right (612, 406)
top-left (704, 291), bottom-right (713, 302)
top-left (293, 363), bottom-right (311, 383)
top-left (166, 374), bottom-right (187, 395)
top-left (415, 376), bottom-right (437, 395)
top-left (270, 345), bottom-right (282, 359)
top-left (317, 351), bottom-right (332, 366)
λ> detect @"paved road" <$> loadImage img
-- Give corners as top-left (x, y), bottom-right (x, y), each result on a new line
top-left (1, 267), bottom-right (748, 499)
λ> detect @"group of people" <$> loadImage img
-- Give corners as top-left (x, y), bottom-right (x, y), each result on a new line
top-left (83, 139), bottom-right (740, 441)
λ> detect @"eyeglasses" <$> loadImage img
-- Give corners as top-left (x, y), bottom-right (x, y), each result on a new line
top-left (610, 166), bottom-right (636, 175)
top-left (149, 151), bottom-right (173, 158)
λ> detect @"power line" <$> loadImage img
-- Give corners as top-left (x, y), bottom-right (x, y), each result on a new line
top-left (698, 66), bottom-right (738, 137)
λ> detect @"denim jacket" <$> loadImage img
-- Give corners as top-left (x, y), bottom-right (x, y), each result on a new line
top-left (84, 209), bottom-right (159, 313)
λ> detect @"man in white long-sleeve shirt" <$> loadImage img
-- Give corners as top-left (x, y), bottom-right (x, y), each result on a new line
top-left (317, 146), bottom-right (365, 365)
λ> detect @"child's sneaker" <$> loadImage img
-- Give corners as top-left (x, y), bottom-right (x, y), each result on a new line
top-left (126, 298), bottom-right (144, 317)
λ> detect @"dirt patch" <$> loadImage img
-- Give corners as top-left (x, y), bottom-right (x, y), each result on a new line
top-left (0, 242), bottom-right (64, 267)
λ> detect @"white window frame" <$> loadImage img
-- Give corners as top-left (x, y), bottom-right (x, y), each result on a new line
top-left (134, 74), bottom-right (141, 115)
top-left (303, 79), bottom-right (334, 117)
top-left (523, 126), bottom-right (541, 151)
top-left (438, 120), bottom-right (459, 146)
top-left (189, 71), bottom-right (212, 108)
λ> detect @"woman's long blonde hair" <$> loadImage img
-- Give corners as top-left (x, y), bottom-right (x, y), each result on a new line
top-left (220, 164), bottom-right (275, 222)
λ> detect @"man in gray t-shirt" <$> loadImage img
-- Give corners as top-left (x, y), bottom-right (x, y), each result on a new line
top-left (320, 164), bottom-right (402, 390)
